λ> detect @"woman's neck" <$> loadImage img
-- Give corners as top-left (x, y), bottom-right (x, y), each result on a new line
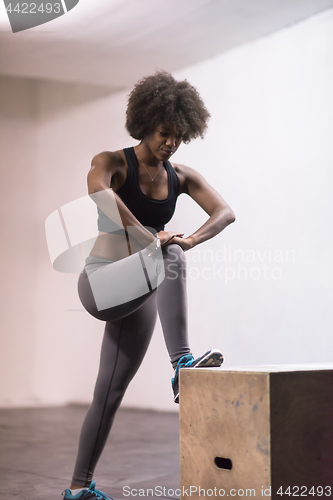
top-left (134, 142), bottom-right (163, 168)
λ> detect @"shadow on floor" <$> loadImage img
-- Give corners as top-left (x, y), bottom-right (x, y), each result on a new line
top-left (0, 405), bottom-right (180, 500)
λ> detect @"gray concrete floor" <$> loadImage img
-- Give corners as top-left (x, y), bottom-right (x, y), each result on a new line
top-left (0, 405), bottom-right (180, 500)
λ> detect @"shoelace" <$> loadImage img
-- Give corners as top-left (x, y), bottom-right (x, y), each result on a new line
top-left (61, 482), bottom-right (113, 500)
top-left (86, 482), bottom-right (113, 500)
top-left (89, 489), bottom-right (113, 499)
top-left (183, 356), bottom-right (197, 367)
top-left (178, 355), bottom-right (196, 370)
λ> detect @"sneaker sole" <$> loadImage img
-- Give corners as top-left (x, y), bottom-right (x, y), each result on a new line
top-left (192, 349), bottom-right (224, 368)
top-left (173, 350), bottom-right (224, 403)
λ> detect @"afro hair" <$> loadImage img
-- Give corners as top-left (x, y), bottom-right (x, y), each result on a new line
top-left (125, 71), bottom-right (210, 144)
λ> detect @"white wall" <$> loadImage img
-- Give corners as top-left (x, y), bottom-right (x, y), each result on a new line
top-left (34, 82), bottom-right (140, 406)
top-left (1, 8), bottom-right (333, 410)
top-left (0, 77), bottom-right (38, 406)
top-left (126, 8), bottom-right (333, 408)
top-left (171, 9), bottom-right (333, 368)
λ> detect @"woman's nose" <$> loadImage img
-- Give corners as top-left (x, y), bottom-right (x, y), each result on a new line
top-left (166, 135), bottom-right (176, 147)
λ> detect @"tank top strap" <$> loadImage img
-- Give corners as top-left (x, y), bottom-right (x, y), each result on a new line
top-left (123, 147), bottom-right (137, 183)
top-left (165, 159), bottom-right (180, 197)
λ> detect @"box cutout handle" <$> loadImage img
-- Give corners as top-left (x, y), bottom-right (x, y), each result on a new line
top-left (214, 457), bottom-right (232, 470)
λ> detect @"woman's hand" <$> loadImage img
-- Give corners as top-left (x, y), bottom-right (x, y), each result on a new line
top-left (157, 231), bottom-right (184, 246)
top-left (168, 236), bottom-right (194, 251)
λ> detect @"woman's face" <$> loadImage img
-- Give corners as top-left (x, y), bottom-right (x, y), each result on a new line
top-left (144, 124), bottom-right (183, 162)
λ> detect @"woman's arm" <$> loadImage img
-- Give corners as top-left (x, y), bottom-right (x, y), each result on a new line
top-left (171, 164), bottom-right (235, 251)
top-left (88, 151), bottom-right (156, 248)
top-left (88, 152), bottom-right (182, 248)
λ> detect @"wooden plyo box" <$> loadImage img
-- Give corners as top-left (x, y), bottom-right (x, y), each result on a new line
top-left (179, 365), bottom-right (333, 499)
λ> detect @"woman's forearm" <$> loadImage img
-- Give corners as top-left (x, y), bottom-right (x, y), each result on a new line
top-left (188, 207), bottom-right (235, 248)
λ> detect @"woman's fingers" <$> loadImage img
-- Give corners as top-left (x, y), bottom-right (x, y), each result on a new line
top-left (163, 234), bottom-right (176, 245)
top-left (167, 236), bottom-right (193, 251)
top-left (157, 230), bottom-right (184, 246)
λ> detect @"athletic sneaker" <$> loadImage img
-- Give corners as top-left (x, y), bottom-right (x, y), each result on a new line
top-left (62, 481), bottom-right (113, 499)
top-left (172, 349), bottom-right (224, 404)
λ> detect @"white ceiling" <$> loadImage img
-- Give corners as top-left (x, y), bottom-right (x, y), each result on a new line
top-left (0, 0), bottom-right (333, 91)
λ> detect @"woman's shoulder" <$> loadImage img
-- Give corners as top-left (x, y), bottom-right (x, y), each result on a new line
top-left (92, 149), bottom-right (126, 171)
top-left (171, 162), bottom-right (195, 194)
top-left (171, 162), bottom-right (207, 194)
top-left (88, 150), bottom-right (128, 192)
top-left (171, 162), bottom-right (200, 182)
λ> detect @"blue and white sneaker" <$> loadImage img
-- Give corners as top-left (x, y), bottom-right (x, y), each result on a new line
top-left (62, 481), bottom-right (113, 499)
top-left (172, 349), bottom-right (224, 404)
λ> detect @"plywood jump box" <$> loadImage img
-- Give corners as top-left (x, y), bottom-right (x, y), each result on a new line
top-left (179, 365), bottom-right (333, 499)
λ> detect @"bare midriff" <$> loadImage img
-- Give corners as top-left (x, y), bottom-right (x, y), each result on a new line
top-left (89, 231), bottom-right (147, 262)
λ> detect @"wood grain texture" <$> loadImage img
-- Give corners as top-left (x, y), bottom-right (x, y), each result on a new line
top-left (179, 367), bottom-right (333, 500)
top-left (179, 369), bottom-right (271, 497)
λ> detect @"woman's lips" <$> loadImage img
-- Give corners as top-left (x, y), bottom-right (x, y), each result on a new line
top-left (161, 149), bottom-right (174, 156)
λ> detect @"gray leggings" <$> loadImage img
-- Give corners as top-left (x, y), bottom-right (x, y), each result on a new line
top-left (73, 244), bottom-right (191, 486)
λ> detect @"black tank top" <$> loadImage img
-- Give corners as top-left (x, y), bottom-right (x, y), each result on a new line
top-left (97, 147), bottom-right (180, 233)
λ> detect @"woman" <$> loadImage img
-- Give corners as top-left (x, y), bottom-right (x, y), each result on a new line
top-left (62, 71), bottom-right (235, 500)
